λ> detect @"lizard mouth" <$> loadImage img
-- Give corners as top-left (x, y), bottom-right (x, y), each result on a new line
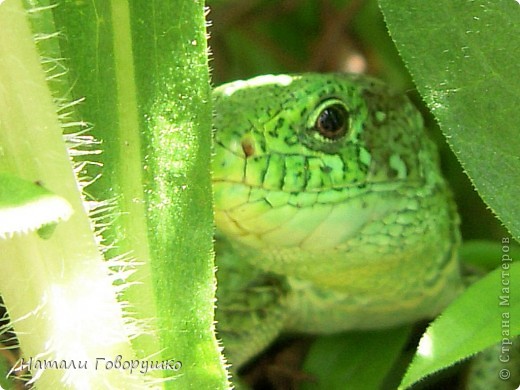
top-left (212, 177), bottom-right (407, 252)
top-left (212, 133), bottom-right (426, 252)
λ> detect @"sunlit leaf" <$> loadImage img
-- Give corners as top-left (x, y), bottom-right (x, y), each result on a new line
top-left (379, 0), bottom-right (520, 241)
top-left (0, 173), bottom-right (72, 239)
top-left (400, 263), bottom-right (520, 389)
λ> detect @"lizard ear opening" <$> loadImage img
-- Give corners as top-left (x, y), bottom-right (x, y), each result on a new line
top-left (241, 137), bottom-right (255, 158)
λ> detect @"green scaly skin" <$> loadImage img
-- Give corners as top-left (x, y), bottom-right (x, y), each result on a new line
top-left (212, 73), bottom-right (464, 368)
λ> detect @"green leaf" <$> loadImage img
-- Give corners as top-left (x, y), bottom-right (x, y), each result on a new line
top-left (378, 0), bottom-right (520, 241)
top-left (0, 173), bottom-right (72, 239)
top-left (45, 0), bottom-right (228, 387)
top-left (0, 0), bottom-right (227, 387)
top-left (0, 1), bottom-right (144, 387)
top-left (399, 262), bottom-right (520, 389)
top-left (302, 327), bottom-right (411, 390)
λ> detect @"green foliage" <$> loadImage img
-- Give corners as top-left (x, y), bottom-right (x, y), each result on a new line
top-left (379, 0), bottom-right (520, 242)
top-left (0, 1), bottom-right (143, 387)
top-left (301, 327), bottom-right (412, 390)
top-left (378, 2), bottom-right (520, 387)
top-left (400, 262), bottom-right (520, 389)
top-left (48, 1), bottom-right (226, 385)
top-left (0, 0), bottom-right (227, 388)
top-left (0, 173), bottom-right (72, 238)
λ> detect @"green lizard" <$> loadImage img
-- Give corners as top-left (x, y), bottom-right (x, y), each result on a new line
top-left (212, 73), bottom-right (463, 378)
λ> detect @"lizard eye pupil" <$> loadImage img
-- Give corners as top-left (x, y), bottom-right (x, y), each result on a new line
top-left (315, 104), bottom-right (349, 140)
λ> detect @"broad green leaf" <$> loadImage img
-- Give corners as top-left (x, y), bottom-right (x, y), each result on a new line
top-left (0, 173), bottom-right (72, 239)
top-left (302, 326), bottom-right (411, 390)
top-left (0, 1), bottom-right (143, 387)
top-left (399, 262), bottom-right (520, 389)
top-left (379, 0), bottom-right (520, 241)
top-left (45, 0), bottom-right (228, 387)
top-left (0, 0), bottom-right (227, 387)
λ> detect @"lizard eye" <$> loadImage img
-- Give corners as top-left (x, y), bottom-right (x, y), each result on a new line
top-left (313, 100), bottom-right (350, 140)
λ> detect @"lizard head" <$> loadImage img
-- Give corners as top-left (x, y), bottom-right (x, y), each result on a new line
top-left (212, 73), bottom-right (446, 257)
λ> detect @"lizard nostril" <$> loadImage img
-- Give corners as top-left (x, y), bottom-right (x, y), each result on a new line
top-left (241, 138), bottom-right (255, 158)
